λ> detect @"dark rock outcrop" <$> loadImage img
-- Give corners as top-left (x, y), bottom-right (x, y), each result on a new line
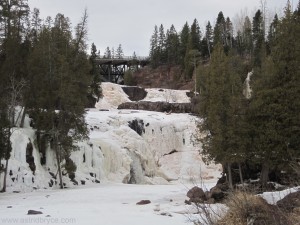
top-left (128, 119), bottom-right (145, 136)
top-left (122, 86), bottom-right (147, 101)
top-left (136, 200), bottom-right (151, 205)
top-left (118, 101), bottom-right (194, 114)
top-left (27, 210), bottom-right (43, 215)
top-left (186, 183), bottom-right (229, 204)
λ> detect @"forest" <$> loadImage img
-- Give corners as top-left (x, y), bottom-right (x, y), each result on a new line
top-left (148, 0), bottom-right (300, 188)
top-left (0, 0), bottom-right (102, 191)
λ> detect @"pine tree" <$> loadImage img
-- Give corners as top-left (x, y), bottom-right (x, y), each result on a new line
top-left (213, 11), bottom-right (226, 46)
top-left (252, 10), bottom-right (265, 67)
top-left (242, 16), bottom-right (253, 57)
top-left (179, 22), bottom-right (190, 65)
top-left (158, 24), bottom-right (166, 63)
top-left (201, 21), bottom-right (213, 59)
top-left (267, 14), bottom-right (279, 54)
top-left (104, 46), bottom-right (111, 58)
top-left (189, 19), bottom-right (201, 51)
top-left (116, 44), bottom-right (124, 59)
top-left (89, 43), bottom-right (101, 100)
top-left (149, 25), bottom-right (159, 67)
top-left (165, 24), bottom-right (179, 65)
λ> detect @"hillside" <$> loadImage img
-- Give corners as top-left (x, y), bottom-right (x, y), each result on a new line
top-left (133, 65), bottom-right (195, 90)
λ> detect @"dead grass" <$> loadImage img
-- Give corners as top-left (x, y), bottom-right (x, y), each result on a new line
top-left (217, 192), bottom-right (293, 225)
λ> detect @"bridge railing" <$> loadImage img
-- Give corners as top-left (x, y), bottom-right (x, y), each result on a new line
top-left (96, 56), bottom-right (150, 61)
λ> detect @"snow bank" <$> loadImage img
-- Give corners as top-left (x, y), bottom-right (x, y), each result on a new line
top-left (143, 88), bottom-right (191, 103)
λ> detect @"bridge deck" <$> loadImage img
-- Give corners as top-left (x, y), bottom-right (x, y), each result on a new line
top-left (95, 56), bottom-right (150, 66)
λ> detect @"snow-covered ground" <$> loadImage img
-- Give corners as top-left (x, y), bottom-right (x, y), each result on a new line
top-left (0, 182), bottom-right (217, 225)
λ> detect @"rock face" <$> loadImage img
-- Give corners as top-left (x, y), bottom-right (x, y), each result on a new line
top-left (118, 101), bottom-right (194, 113)
top-left (121, 86), bottom-right (147, 101)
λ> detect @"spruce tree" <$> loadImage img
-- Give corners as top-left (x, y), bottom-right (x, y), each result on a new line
top-left (165, 24), bottom-right (179, 65)
top-left (116, 44), bottom-right (124, 59)
top-left (189, 19), bottom-right (201, 51)
top-left (179, 22), bottom-right (190, 65)
top-left (201, 21), bottom-right (213, 59)
top-left (89, 43), bottom-right (101, 100)
top-left (158, 24), bottom-right (166, 63)
top-left (213, 11), bottom-right (226, 46)
top-left (149, 25), bottom-right (159, 67)
top-left (252, 10), bottom-right (265, 67)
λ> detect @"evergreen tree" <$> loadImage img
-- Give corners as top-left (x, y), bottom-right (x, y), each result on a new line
top-left (165, 24), bottom-right (179, 65)
top-left (267, 14), bottom-right (279, 54)
top-left (158, 24), bottom-right (166, 63)
top-left (242, 16), bottom-right (253, 57)
top-left (201, 21), bottom-right (213, 59)
top-left (149, 25), bottom-right (159, 67)
top-left (179, 22), bottom-right (190, 65)
top-left (189, 19), bottom-right (201, 51)
top-left (116, 44), bottom-right (124, 59)
top-left (184, 20), bottom-right (202, 80)
top-left (89, 43), bottom-right (101, 100)
top-left (27, 12), bottom-right (89, 189)
top-left (225, 17), bottom-right (233, 50)
top-left (198, 44), bottom-right (246, 188)
top-left (213, 11), bottom-right (226, 46)
top-left (104, 46), bottom-right (111, 58)
top-left (247, 1), bottom-right (300, 187)
top-left (252, 10), bottom-right (265, 67)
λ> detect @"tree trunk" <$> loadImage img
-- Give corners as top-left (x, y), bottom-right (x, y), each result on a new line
top-left (1, 127), bottom-right (12, 193)
top-left (238, 163), bottom-right (244, 187)
top-left (1, 158), bottom-right (9, 192)
top-left (227, 163), bottom-right (233, 189)
top-left (20, 106), bottom-right (27, 128)
top-left (54, 138), bottom-right (63, 189)
top-left (260, 162), bottom-right (269, 189)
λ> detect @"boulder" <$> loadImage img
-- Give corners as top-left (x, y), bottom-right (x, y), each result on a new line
top-left (277, 191), bottom-right (300, 212)
top-left (210, 186), bottom-right (225, 202)
top-left (187, 186), bottom-right (206, 200)
top-left (27, 210), bottom-right (43, 215)
top-left (136, 200), bottom-right (151, 205)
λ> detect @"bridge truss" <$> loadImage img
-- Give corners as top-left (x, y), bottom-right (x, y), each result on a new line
top-left (95, 56), bottom-right (150, 83)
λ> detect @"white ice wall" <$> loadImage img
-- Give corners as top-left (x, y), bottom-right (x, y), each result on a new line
top-left (0, 84), bottom-right (221, 192)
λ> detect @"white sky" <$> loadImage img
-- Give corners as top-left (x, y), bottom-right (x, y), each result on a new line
top-left (28, 0), bottom-right (296, 56)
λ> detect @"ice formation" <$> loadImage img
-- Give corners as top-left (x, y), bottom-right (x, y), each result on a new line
top-left (0, 83), bottom-right (221, 192)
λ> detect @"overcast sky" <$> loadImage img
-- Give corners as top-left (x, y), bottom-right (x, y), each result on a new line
top-left (28, 0), bottom-right (295, 56)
